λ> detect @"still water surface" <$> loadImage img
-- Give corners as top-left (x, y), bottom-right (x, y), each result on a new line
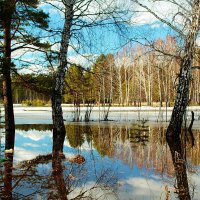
top-left (0, 122), bottom-right (200, 199)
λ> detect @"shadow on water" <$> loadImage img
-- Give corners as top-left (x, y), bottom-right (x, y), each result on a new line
top-left (1, 123), bottom-right (200, 199)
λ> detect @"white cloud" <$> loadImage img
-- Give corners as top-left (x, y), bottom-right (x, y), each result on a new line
top-left (150, 23), bottom-right (161, 29)
top-left (14, 147), bottom-right (40, 162)
top-left (68, 180), bottom-right (117, 200)
top-left (188, 173), bottom-right (200, 199)
top-left (131, 0), bottom-right (192, 28)
top-left (17, 130), bottom-right (51, 141)
top-left (11, 43), bottom-right (51, 74)
top-left (196, 37), bottom-right (200, 46)
top-left (134, 11), bottom-right (157, 25)
top-left (42, 0), bottom-right (129, 25)
top-left (11, 45), bottom-right (37, 59)
top-left (68, 54), bottom-right (97, 67)
top-left (51, 43), bottom-right (60, 52)
top-left (119, 176), bottom-right (169, 200)
top-left (51, 43), bottom-right (78, 53)
top-left (23, 143), bottom-right (40, 148)
top-left (18, 64), bottom-right (50, 74)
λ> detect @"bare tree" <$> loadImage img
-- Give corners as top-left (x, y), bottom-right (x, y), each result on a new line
top-left (132, 0), bottom-right (200, 137)
top-left (48, 0), bottom-right (129, 152)
top-left (166, 0), bottom-right (200, 137)
top-left (51, 0), bottom-right (74, 153)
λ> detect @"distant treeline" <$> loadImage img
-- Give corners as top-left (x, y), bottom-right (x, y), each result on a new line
top-left (1, 36), bottom-right (200, 106)
top-left (15, 123), bottom-right (200, 169)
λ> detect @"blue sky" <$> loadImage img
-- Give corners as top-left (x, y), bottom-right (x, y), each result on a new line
top-left (12, 0), bottom-right (197, 73)
top-left (43, 1), bottom-right (174, 53)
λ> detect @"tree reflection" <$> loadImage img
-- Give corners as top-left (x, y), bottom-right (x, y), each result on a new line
top-left (1, 125), bottom-right (118, 200)
top-left (49, 152), bottom-right (68, 199)
top-left (14, 123), bottom-right (200, 172)
top-left (2, 123), bottom-right (200, 199)
top-left (167, 136), bottom-right (191, 200)
top-left (15, 124), bottom-right (52, 131)
top-left (1, 128), bottom-right (15, 199)
top-left (2, 153), bottom-right (13, 200)
top-left (66, 125), bottom-right (85, 148)
top-left (11, 153), bottom-right (118, 199)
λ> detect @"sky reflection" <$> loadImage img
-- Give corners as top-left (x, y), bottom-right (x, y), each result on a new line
top-left (1, 123), bottom-right (200, 199)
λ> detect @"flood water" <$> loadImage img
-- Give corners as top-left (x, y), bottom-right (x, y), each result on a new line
top-left (0, 122), bottom-right (200, 199)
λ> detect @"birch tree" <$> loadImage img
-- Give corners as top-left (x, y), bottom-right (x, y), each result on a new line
top-left (167, 0), bottom-right (200, 137)
top-left (51, 0), bottom-right (74, 153)
top-left (48, 0), bottom-right (128, 153)
top-left (132, 0), bottom-right (200, 137)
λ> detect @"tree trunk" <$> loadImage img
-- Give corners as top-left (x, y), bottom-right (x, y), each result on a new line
top-left (109, 63), bottom-right (113, 104)
top-left (2, 2), bottom-right (16, 150)
top-left (140, 59), bottom-right (148, 104)
top-left (166, 0), bottom-right (200, 137)
top-left (51, 1), bottom-right (74, 153)
top-left (147, 58), bottom-right (152, 106)
top-left (118, 66), bottom-right (123, 105)
top-left (157, 65), bottom-right (163, 107)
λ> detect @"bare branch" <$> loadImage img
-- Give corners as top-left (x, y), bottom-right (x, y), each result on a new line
top-left (133, 0), bottom-right (186, 38)
top-left (192, 66), bottom-right (200, 69)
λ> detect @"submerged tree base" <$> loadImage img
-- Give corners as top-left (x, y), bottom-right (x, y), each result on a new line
top-left (167, 136), bottom-right (191, 200)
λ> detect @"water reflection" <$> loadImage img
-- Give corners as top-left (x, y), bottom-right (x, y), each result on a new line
top-left (167, 136), bottom-right (191, 200)
top-left (51, 152), bottom-right (68, 199)
top-left (64, 123), bottom-right (200, 175)
top-left (15, 124), bottom-right (52, 131)
top-left (0, 123), bottom-right (200, 199)
top-left (1, 125), bottom-right (119, 199)
top-left (2, 154), bottom-right (13, 199)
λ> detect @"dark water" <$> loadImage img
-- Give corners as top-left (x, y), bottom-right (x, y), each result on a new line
top-left (0, 122), bottom-right (200, 199)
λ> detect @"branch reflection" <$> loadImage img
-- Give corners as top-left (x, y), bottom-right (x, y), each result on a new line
top-left (1, 123), bottom-right (199, 199)
top-left (1, 125), bottom-right (118, 200)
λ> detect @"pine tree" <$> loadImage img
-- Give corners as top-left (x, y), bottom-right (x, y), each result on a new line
top-left (0, 0), bottom-right (49, 150)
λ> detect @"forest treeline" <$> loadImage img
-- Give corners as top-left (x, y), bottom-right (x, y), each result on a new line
top-left (7, 36), bottom-right (200, 107)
